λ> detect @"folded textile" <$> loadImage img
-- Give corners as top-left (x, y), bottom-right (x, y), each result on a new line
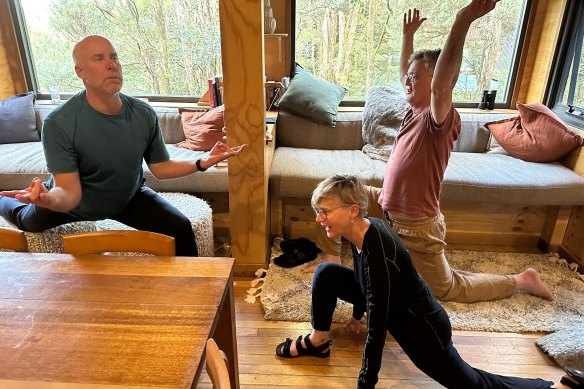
top-left (274, 238), bottom-right (321, 268)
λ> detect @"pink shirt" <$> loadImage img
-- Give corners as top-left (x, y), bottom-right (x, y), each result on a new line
top-left (378, 105), bottom-right (461, 218)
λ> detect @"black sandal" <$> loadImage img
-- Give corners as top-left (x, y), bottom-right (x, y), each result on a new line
top-left (275, 334), bottom-right (332, 358)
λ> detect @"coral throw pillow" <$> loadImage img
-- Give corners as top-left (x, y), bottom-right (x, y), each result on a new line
top-left (176, 105), bottom-right (225, 151)
top-left (484, 102), bottom-right (583, 162)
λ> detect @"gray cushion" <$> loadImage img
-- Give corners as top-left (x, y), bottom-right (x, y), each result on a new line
top-left (0, 142), bottom-right (227, 193)
top-left (276, 110), bottom-right (363, 150)
top-left (270, 147), bottom-right (584, 205)
top-left (269, 147), bottom-right (386, 197)
top-left (0, 142), bottom-right (50, 190)
top-left (0, 92), bottom-right (40, 144)
top-left (278, 65), bottom-right (347, 126)
top-left (155, 107), bottom-right (186, 144)
top-left (442, 152), bottom-right (584, 205)
top-left (143, 145), bottom-right (228, 192)
top-left (455, 113), bottom-right (515, 152)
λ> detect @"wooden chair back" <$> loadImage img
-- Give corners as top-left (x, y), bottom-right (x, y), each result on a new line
top-left (62, 230), bottom-right (175, 256)
top-left (205, 338), bottom-right (231, 389)
top-left (0, 227), bottom-right (28, 252)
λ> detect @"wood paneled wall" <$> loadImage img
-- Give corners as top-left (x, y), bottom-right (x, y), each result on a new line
top-left (0, 0), bottom-right (27, 99)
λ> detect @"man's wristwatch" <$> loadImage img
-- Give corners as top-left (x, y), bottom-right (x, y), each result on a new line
top-left (196, 158), bottom-right (207, 172)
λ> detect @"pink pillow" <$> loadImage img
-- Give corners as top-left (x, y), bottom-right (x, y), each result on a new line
top-left (485, 102), bottom-right (583, 162)
top-left (176, 105), bottom-right (225, 151)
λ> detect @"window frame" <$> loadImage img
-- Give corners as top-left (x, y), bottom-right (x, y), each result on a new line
top-left (545, 0), bottom-right (584, 129)
top-left (8, 0), bottom-right (205, 104)
top-left (291, 0), bottom-right (533, 109)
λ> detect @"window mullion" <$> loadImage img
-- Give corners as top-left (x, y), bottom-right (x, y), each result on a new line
top-left (566, 5), bottom-right (584, 109)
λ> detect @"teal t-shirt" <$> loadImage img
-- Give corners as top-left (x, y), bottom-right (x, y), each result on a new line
top-left (41, 91), bottom-right (170, 220)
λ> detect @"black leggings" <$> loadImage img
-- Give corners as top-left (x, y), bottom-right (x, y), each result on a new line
top-left (311, 263), bottom-right (553, 389)
top-left (0, 185), bottom-right (198, 256)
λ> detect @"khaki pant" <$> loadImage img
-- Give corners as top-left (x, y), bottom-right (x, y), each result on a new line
top-left (316, 186), bottom-right (516, 303)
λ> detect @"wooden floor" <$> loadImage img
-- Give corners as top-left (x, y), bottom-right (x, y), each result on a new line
top-left (196, 275), bottom-right (565, 388)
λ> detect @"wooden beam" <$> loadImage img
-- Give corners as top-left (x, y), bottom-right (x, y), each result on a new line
top-left (0, 1), bottom-right (28, 98)
top-left (219, 0), bottom-right (270, 269)
top-left (559, 205), bottom-right (584, 271)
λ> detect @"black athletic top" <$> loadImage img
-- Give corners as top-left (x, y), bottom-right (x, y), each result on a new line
top-left (352, 217), bottom-right (442, 388)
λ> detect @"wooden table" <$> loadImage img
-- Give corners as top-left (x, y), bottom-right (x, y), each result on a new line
top-left (0, 252), bottom-right (239, 388)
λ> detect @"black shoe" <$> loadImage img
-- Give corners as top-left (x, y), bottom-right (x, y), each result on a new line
top-left (280, 238), bottom-right (321, 256)
top-left (274, 238), bottom-right (321, 268)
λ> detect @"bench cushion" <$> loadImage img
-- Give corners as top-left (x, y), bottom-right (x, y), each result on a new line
top-left (270, 147), bottom-right (385, 197)
top-left (270, 147), bottom-right (584, 205)
top-left (276, 110), bottom-right (364, 150)
top-left (143, 146), bottom-right (229, 193)
top-left (0, 142), bottom-right (50, 189)
top-left (0, 142), bottom-right (228, 193)
top-left (442, 153), bottom-right (584, 205)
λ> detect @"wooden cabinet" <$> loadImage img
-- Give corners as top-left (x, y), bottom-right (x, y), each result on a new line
top-left (559, 205), bottom-right (584, 271)
top-left (265, 33), bottom-right (289, 80)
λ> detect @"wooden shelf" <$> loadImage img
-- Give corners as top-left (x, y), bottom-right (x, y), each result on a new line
top-left (265, 81), bottom-right (284, 88)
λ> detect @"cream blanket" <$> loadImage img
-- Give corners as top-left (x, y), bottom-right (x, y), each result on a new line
top-left (361, 86), bottom-right (409, 161)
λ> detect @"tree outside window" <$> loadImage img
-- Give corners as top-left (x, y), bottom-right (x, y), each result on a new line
top-left (295, 0), bottom-right (527, 104)
top-left (18, 0), bottom-right (222, 98)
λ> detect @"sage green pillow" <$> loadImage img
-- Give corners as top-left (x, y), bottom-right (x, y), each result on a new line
top-left (278, 65), bottom-right (347, 126)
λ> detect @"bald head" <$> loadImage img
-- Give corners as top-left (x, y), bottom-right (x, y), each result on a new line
top-left (72, 35), bottom-right (123, 98)
top-left (72, 35), bottom-right (114, 65)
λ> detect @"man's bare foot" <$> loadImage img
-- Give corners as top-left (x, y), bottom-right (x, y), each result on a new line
top-left (514, 268), bottom-right (554, 300)
top-left (301, 254), bottom-right (341, 273)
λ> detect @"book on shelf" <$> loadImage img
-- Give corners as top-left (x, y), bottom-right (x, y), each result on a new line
top-left (214, 74), bottom-right (223, 106)
top-left (207, 78), bottom-right (217, 108)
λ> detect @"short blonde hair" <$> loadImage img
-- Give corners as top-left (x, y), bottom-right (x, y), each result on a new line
top-left (311, 175), bottom-right (368, 218)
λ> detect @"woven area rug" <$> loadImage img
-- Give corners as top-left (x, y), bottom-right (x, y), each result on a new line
top-left (248, 238), bottom-right (584, 333)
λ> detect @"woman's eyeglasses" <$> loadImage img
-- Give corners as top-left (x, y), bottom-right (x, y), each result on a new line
top-left (313, 205), bottom-right (349, 220)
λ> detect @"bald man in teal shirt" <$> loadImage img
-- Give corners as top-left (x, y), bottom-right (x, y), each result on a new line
top-left (0, 35), bottom-right (245, 255)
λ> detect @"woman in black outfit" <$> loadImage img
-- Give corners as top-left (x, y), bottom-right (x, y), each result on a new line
top-left (276, 174), bottom-right (556, 389)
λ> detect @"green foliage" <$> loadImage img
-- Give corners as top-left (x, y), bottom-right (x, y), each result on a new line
top-left (22, 0), bottom-right (221, 96)
top-left (23, 0), bottom-right (534, 103)
top-left (295, 0), bottom-right (527, 101)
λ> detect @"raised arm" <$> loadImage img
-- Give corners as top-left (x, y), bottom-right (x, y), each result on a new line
top-left (431, 0), bottom-right (500, 125)
top-left (400, 8), bottom-right (427, 89)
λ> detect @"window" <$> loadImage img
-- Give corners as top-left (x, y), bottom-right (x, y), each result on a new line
top-left (293, 0), bottom-right (530, 106)
top-left (547, 0), bottom-right (584, 129)
top-left (10, 0), bottom-right (222, 101)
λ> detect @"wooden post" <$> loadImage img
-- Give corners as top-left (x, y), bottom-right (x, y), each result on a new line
top-left (0, 1), bottom-right (28, 98)
top-left (558, 206), bottom-right (584, 271)
top-left (219, 0), bottom-right (269, 274)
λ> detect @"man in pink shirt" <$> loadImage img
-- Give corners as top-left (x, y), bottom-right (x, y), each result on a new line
top-left (311, 0), bottom-right (553, 303)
